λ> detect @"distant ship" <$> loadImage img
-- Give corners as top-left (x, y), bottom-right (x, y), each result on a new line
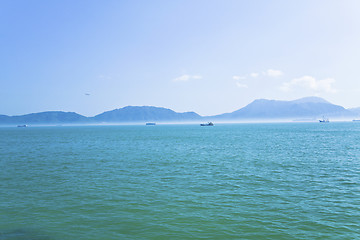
top-left (319, 117), bottom-right (329, 123)
top-left (146, 122), bottom-right (156, 125)
top-left (200, 122), bottom-right (214, 126)
top-left (17, 125), bottom-right (27, 127)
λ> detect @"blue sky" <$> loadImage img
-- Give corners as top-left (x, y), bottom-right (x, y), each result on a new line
top-left (1, 0), bottom-right (360, 116)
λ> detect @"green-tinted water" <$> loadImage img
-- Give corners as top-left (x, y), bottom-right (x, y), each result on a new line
top-left (1, 123), bottom-right (359, 239)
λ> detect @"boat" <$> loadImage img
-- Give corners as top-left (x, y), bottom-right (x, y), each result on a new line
top-left (200, 122), bottom-right (214, 126)
top-left (17, 125), bottom-right (27, 127)
top-left (146, 122), bottom-right (156, 125)
top-left (319, 117), bottom-right (329, 123)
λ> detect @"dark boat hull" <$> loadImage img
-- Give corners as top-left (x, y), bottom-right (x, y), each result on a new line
top-left (200, 122), bottom-right (214, 126)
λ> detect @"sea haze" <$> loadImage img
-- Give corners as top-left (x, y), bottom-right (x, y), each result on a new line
top-left (1, 123), bottom-right (359, 239)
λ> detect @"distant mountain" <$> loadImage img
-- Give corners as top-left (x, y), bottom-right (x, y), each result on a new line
top-left (0, 97), bottom-right (358, 125)
top-left (291, 96), bottom-right (330, 104)
top-left (0, 111), bottom-right (88, 124)
top-left (215, 97), bottom-right (355, 120)
top-left (348, 107), bottom-right (360, 116)
top-left (0, 115), bottom-right (12, 124)
top-left (93, 106), bottom-right (201, 122)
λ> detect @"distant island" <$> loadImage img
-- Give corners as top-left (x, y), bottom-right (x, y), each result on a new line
top-left (0, 97), bottom-right (359, 125)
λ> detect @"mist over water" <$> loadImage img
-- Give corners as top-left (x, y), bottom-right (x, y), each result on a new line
top-left (1, 123), bottom-right (359, 239)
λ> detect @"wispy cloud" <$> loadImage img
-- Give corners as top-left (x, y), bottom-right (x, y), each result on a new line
top-left (236, 82), bottom-right (248, 88)
top-left (234, 69), bottom-right (282, 80)
top-left (173, 74), bottom-right (202, 82)
top-left (233, 75), bottom-right (248, 88)
top-left (250, 73), bottom-right (259, 78)
top-left (264, 69), bottom-right (283, 77)
top-left (232, 75), bottom-right (246, 80)
top-left (280, 76), bottom-right (337, 93)
top-left (233, 69), bottom-right (282, 88)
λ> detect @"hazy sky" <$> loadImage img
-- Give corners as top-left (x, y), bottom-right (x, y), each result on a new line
top-left (1, 0), bottom-right (360, 116)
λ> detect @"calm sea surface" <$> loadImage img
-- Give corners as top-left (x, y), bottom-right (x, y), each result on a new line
top-left (0, 123), bottom-right (359, 239)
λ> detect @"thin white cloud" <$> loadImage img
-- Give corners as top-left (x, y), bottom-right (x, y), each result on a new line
top-left (172, 74), bottom-right (202, 82)
top-left (235, 69), bottom-right (282, 80)
top-left (280, 75), bottom-right (337, 93)
top-left (233, 75), bottom-right (246, 80)
top-left (264, 69), bottom-right (283, 77)
top-left (250, 73), bottom-right (259, 78)
top-left (233, 75), bottom-right (248, 88)
top-left (236, 82), bottom-right (248, 88)
top-left (233, 69), bottom-right (282, 88)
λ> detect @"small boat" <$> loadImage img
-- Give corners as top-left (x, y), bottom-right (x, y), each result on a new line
top-left (17, 125), bottom-right (27, 127)
top-left (146, 122), bottom-right (156, 125)
top-left (319, 117), bottom-right (329, 123)
top-left (200, 122), bottom-right (214, 126)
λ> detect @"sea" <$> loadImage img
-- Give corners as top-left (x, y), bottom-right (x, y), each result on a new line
top-left (0, 123), bottom-right (359, 240)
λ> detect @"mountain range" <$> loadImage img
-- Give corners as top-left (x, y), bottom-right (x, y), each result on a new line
top-left (215, 97), bottom-right (355, 120)
top-left (1, 97), bottom-right (359, 125)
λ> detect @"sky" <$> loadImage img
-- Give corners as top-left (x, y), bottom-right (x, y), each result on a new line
top-left (1, 0), bottom-right (360, 117)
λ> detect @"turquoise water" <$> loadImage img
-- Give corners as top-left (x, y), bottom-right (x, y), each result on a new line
top-left (0, 123), bottom-right (359, 239)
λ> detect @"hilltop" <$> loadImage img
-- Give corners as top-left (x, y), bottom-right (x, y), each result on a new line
top-left (0, 97), bottom-right (358, 125)
top-left (214, 97), bottom-right (354, 120)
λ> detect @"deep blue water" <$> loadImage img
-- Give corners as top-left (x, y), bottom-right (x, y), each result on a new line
top-left (1, 123), bottom-right (359, 239)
